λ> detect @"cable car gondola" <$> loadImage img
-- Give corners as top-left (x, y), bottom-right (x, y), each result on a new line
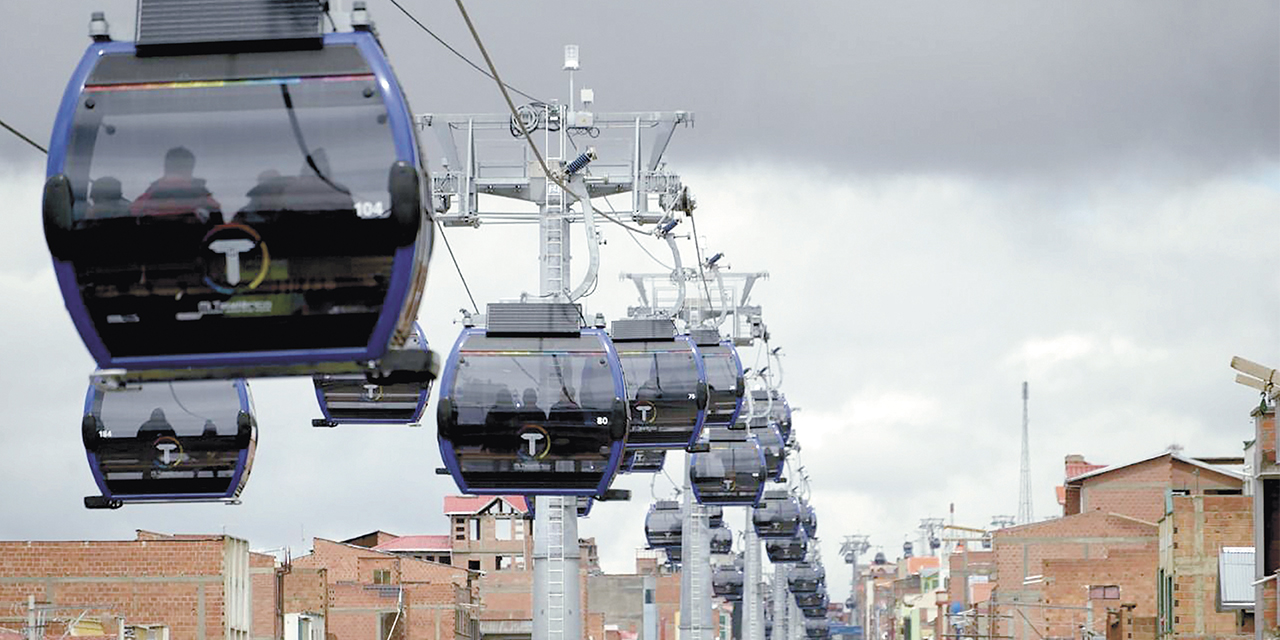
top-left (765, 532), bottom-right (808, 563)
top-left (787, 563), bottom-right (825, 593)
top-left (706, 504), bottom-right (724, 529)
top-left (710, 524), bottom-right (734, 555)
top-left (801, 501), bottom-right (818, 538)
top-left (751, 389), bottom-right (793, 443)
top-left (689, 427), bottom-right (767, 506)
top-left (44, 4), bottom-right (434, 378)
top-left (753, 489), bottom-right (802, 539)
top-left (690, 329), bottom-right (744, 429)
top-left (312, 324), bottom-right (432, 426)
top-left (747, 413), bottom-right (787, 481)
top-left (804, 618), bottom-right (831, 639)
top-left (665, 545), bottom-right (682, 566)
top-left (797, 588), bottom-right (829, 617)
top-left (436, 303), bottom-right (628, 495)
top-left (612, 318), bottom-right (708, 449)
top-left (712, 561), bottom-right (744, 601)
top-left (621, 448), bottom-right (667, 474)
top-left (81, 377), bottom-right (256, 508)
top-left (644, 500), bottom-right (683, 550)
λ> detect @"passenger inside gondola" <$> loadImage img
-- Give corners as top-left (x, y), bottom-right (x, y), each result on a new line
top-left (238, 169), bottom-right (290, 221)
top-left (87, 176), bottom-right (129, 218)
top-left (130, 146), bottom-right (221, 221)
top-left (137, 408), bottom-right (176, 439)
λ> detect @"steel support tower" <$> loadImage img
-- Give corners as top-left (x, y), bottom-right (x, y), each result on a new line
top-left (745, 514), bottom-right (765, 640)
top-left (1017, 381), bottom-right (1033, 525)
top-left (680, 463), bottom-right (713, 640)
top-left (840, 534), bottom-right (870, 631)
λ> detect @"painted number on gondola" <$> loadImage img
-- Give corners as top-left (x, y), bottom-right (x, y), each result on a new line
top-left (355, 201), bottom-right (388, 219)
top-left (596, 417), bottom-right (609, 425)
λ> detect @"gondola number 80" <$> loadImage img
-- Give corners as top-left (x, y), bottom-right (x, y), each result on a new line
top-left (355, 201), bottom-right (389, 219)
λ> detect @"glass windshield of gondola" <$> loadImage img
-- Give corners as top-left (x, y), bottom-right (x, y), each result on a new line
top-left (645, 500), bottom-right (682, 550)
top-left (753, 489), bottom-right (802, 539)
top-left (314, 324), bottom-right (431, 425)
top-left (689, 428), bottom-right (766, 506)
top-left (621, 447), bottom-right (667, 474)
top-left (748, 415), bottom-right (786, 481)
top-left (46, 34), bottom-right (430, 370)
top-left (437, 326), bottom-right (627, 495)
top-left (712, 563), bottom-right (744, 600)
top-left (613, 320), bottom-right (707, 449)
top-left (82, 378), bottom-right (256, 504)
top-left (765, 532), bottom-right (808, 563)
top-left (710, 525), bottom-right (733, 555)
top-left (691, 330), bottom-right (743, 429)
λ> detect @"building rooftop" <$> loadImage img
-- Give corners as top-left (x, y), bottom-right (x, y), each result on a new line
top-left (444, 495), bottom-right (529, 515)
top-left (373, 534), bottom-right (452, 552)
top-left (1065, 451), bottom-right (1243, 484)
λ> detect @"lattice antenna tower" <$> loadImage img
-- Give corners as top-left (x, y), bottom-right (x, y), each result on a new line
top-left (1017, 381), bottom-right (1033, 525)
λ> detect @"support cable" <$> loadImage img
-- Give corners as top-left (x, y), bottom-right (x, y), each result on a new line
top-left (386, 0), bottom-right (544, 103)
top-left (0, 117), bottom-right (47, 154)
top-left (435, 220), bottom-right (480, 314)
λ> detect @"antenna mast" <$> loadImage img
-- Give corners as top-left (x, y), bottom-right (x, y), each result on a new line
top-left (1017, 381), bottom-right (1033, 525)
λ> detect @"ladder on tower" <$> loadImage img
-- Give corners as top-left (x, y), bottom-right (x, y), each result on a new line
top-left (688, 505), bottom-right (705, 640)
top-left (546, 497), bottom-right (566, 640)
top-left (541, 104), bottom-right (567, 295)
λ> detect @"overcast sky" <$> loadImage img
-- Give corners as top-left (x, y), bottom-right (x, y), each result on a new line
top-left (0, 0), bottom-right (1277, 609)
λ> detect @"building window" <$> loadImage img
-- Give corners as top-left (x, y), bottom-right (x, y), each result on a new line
top-left (515, 519), bottom-right (525, 540)
top-left (495, 556), bottom-right (506, 571)
top-left (514, 556), bottom-right (525, 570)
top-left (1088, 585), bottom-right (1119, 600)
top-left (440, 554), bottom-right (452, 565)
top-left (468, 559), bottom-right (481, 571)
top-left (455, 517), bottom-right (467, 541)
top-left (373, 569), bottom-right (392, 585)
top-left (470, 518), bottom-right (482, 541)
top-left (496, 517), bottom-right (513, 540)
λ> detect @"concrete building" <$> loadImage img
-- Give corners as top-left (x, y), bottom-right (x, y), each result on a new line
top-left (1157, 494), bottom-right (1253, 640)
top-left (445, 496), bottom-right (532, 573)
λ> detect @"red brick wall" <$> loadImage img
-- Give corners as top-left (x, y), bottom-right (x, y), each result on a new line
top-left (476, 570), bottom-right (532, 621)
top-left (1038, 548), bottom-right (1157, 638)
top-left (251, 551), bottom-right (277, 639)
top-left (0, 537), bottom-right (235, 639)
top-left (1161, 495), bottom-right (1252, 640)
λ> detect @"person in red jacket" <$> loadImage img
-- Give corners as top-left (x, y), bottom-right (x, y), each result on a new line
top-left (130, 146), bottom-right (221, 222)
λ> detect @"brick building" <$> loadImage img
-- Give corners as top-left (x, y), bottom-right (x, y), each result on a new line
top-left (0, 531), bottom-right (268, 639)
top-left (1250, 406), bottom-right (1277, 640)
top-left (1157, 494), bottom-right (1253, 640)
top-left (290, 537), bottom-right (475, 640)
top-left (445, 496), bottom-right (532, 573)
top-left (1062, 452), bottom-right (1244, 522)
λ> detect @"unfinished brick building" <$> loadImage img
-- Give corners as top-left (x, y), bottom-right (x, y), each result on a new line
top-left (0, 531), bottom-right (270, 639)
top-left (1157, 494), bottom-right (1253, 640)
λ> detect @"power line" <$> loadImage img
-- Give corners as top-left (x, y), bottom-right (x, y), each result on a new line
top-left (0, 117), bottom-right (47, 155)
top-left (435, 220), bottom-right (480, 314)
top-left (384, 0), bottom-right (543, 104)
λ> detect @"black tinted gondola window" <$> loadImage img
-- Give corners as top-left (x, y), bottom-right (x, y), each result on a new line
top-left (453, 341), bottom-right (617, 422)
top-left (97, 380), bottom-right (242, 438)
top-left (67, 67), bottom-right (394, 221)
top-left (702, 352), bottom-right (738, 396)
top-left (618, 349), bottom-right (699, 400)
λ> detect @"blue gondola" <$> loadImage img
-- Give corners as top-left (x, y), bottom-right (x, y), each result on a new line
top-left (526, 494), bottom-right (595, 518)
top-left (43, 3), bottom-right (433, 378)
top-left (665, 545), bottom-right (682, 566)
top-left (765, 531), bottom-right (808, 563)
top-left (788, 563), bottom-right (825, 593)
top-left (804, 618), bottom-right (831, 638)
top-left (689, 427), bottom-right (767, 506)
top-left (612, 318), bottom-right (708, 449)
top-left (797, 588), bottom-right (829, 617)
top-left (690, 329), bottom-right (744, 429)
top-left (645, 500), bottom-right (683, 550)
top-left (706, 504), bottom-right (724, 529)
top-left (710, 524), bottom-right (734, 554)
top-left (621, 448), bottom-right (667, 474)
top-left (81, 377), bottom-right (256, 508)
top-left (747, 413), bottom-right (787, 481)
top-left (753, 489), bottom-right (802, 539)
top-left (712, 559), bottom-right (744, 601)
top-left (752, 389), bottom-right (793, 443)
top-left (435, 303), bottom-right (628, 496)
top-left (801, 500), bottom-right (818, 538)
top-left (313, 324), bottom-right (432, 426)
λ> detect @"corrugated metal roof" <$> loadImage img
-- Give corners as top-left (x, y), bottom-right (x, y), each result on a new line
top-left (1219, 547), bottom-right (1254, 610)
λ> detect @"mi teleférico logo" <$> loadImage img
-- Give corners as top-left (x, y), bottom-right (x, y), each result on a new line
top-left (201, 224), bottom-right (269, 295)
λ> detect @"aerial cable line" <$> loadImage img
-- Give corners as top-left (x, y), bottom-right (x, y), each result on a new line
top-left (435, 221), bottom-right (480, 314)
top-left (1, 117), bottom-right (47, 154)
top-left (385, 0), bottom-right (544, 104)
